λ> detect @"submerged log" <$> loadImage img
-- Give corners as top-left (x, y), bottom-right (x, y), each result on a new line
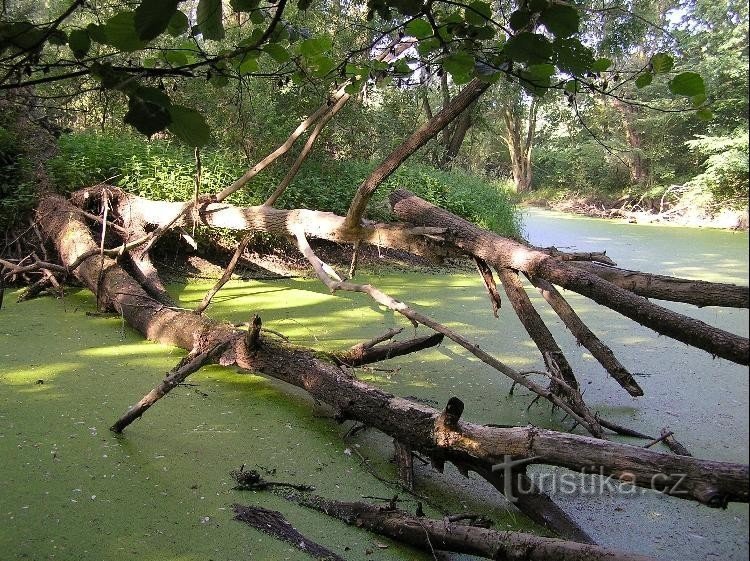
top-left (290, 494), bottom-right (657, 561)
top-left (390, 189), bottom-right (749, 366)
top-left (38, 193), bottom-right (750, 511)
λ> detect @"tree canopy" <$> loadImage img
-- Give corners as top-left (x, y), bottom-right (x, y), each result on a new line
top-left (0, 0), bottom-right (712, 147)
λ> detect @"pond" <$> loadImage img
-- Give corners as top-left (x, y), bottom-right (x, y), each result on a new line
top-left (0, 209), bottom-right (747, 560)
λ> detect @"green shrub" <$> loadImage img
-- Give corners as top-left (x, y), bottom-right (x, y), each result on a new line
top-left (0, 126), bottom-right (36, 229)
top-left (48, 132), bottom-right (521, 238)
top-left (684, 130), bottom-right (749, 207)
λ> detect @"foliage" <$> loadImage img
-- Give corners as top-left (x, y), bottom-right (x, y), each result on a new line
top-left (0, 0), bottom-right (706, 148)
top-left (0, 123), bottom-right (35, 229)
top-left (685, 131), bottom-right (749, 205)
top-left (48, 131), bottom-right (521, 236)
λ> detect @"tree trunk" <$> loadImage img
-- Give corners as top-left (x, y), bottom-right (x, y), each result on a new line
top-left (291, 495), bottom-right (659, 561)
top-left (502, 99), bottom-right (537, 193)
top-left (37, 193), bottom-right (750, 510)
top-left (612, 97), bottom-right (649, 184)
top-left (441, 100), bottom-right (476, 166)
top-left (389, 189), bottom-right (749, 365)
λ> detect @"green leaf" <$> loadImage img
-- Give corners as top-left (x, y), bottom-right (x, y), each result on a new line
top-left (504, 32), bottom-right (553, 65)
top-left (299, 36), bottom-right (331, 58)
top-left (591, 57), bottom-right (612, 72)
top-left (250, 9), bottom-right (265, 24)
top-left (264, 43), bottom-right (290, 63)
top-left (552, 37), bottom-right (593, 75)
top-left (669, 72), bottom-right (704, 96)
top-left (405, 19), bottom-right (433, 39)
top-left (104, 12), bottom-right (148, 52)
top-left (468, 25), bottom-right (495, 40)
top-left (135, 0), bottom-right (179, 41)
top-left (650, 52), bottom-right (673, 74)
top-left (311, 55), bottom-right (336, 77)
top-left (509, 10), bottom-right (531, 32)
top-left (696, 107), bottom-right (713, 120)
top-left (164, 50), bottom-right (188, 65)
top-left (124, 95), bottom-right (171, 137)
top-left (520, 70), bottom-right (550, 95)
top-left (635, 72), bottom-right (653, 88)
top-left (231, 0), bottom-right (260, 11)
top-left (564, 79), bottom-right (579, 94)
top-left (168, 105), bottom-right (211, 147)
top-left (465, 1), bottom-right (492, 26)
top-left (86, 23), bottom-right (108, 44)
top-left (526, 63), bottom-right (555, 79)
top-left (344, 80), bottom-right (363, 94)
top-left (416, 37), bottom-right (440, 56)
top-left (238, 55), bottom-right (260, 74)
top-left (691, 93), bottom-right (707, 108)
top-left (393, 59), bottom-right (411, 75)
top-left (167, 11), bottom-right (189, 37)
top-left (197, 0), bottom-right (225, 41)
top-left (539, 4), bottom-right (580, 38)
top-left (48, 29), bottom-right (68, 46)
top-left (68, 29), bottom-right (91, 59)
top-left (135, 86), bottom-right (172, 107)
top-left (529, 0), bottom-right (549, 11)
top-left (0, 22), bottom-right (45, 51)
top-left (443, 51), bottom-right (475, 83)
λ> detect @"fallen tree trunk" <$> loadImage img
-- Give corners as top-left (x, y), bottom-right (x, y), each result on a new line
top-left (390, 189), bottom-right (750, 366)
top-left (38, 193), bottom-right (750, 510)
top-left (289, 494), bottom-right (658, 561)
top-left (571, 261), bottom-right (749, 309)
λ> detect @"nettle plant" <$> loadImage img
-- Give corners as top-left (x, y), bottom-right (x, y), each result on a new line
top-left (0, 0), bottom-right (710, 147)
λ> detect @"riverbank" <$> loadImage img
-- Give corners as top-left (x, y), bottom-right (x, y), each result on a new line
top-left (521, 189), bottom-right (749, 230)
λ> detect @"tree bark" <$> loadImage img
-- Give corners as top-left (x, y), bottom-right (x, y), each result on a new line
top-left (37, 193), bottom-right (750, 510)
top-left (571, 261), bottom-right (749, 309)
top-left (611, 97), bottom-right (649, 184)
top-left (344, 78), bottom-right (491, 230)
top-left (390, 189), bottom-right (750, 366)
top-left (502, 99), bottom-right (537, 193)
top-left (291, 495), bottom-right (658, 561)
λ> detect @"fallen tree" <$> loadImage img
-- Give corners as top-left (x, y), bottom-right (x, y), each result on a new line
top-left (283, 494), bottom-right (659, 561)
top-left (37, 194), bottom-right (750, 514)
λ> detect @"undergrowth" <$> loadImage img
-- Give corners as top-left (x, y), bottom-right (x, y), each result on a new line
top-left (47, 132), bottom-right (521, 237)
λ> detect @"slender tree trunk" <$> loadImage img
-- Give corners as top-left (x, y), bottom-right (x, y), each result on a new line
top-left (502, 99), bottom-right (538, 193)
top-left (611, 97), bottom-right (649, 184)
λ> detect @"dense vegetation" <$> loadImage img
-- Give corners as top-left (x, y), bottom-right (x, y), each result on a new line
top-left (1, 0), bottom-right (746, 234)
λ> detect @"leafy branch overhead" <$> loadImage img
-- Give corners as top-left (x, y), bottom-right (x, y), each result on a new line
top-left (0, 0), bottom-right (710, 146)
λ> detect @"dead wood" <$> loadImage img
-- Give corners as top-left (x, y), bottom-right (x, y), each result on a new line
top-left (572, 261), bottom-right (749, 308)
top-left (474, 256), bottom-right (502, 317)
top-left (293, 226), bottom-right (601, 436)
top-left (393, 440), bottom-right (415, 490)
top-left (38, 193), bottom-right (749, 516)
top-left (289, 494), bottom-right (658, 561)
top-left (661, 428), bottom-right (692, 456)
top-left (336, 332), bottom-right (444, 366)
top-left (496, 267), bottom-right (604, 437)
top-left (232, 504), bottom-right (345, 561)
top-left (524, 274), bottom-right (643, 397)
top-left (194, 234), bottom-right (251, 314)
top-left (110, 341), bottom-right (229, 433)
top-left (344, 78), bottom-right (491, 230)
top-left (390, 189), bottom-right (750, 365)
